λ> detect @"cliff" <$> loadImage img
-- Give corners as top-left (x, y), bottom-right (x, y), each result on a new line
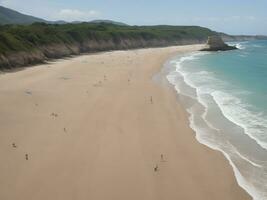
top-left (201, 36), bottom-right (237, 51)
top-left (0, 23), bottom-right (215, 69)
top-left (0, 38), bottom-right (205, 69)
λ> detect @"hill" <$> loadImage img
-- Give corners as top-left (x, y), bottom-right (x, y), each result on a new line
top-left (0, 6), bottom-right (266, 70)
top-left (0, 23), bottom-right (216, 69)
top-left (0, 6), bottom-right (47, 25)
top-left (0, 6), bottom-right (128, 26)
top-left (89, 20), bottom-right (128, 26)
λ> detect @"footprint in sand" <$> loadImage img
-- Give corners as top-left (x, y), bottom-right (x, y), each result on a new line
top-left (51, 113), bottom-right (58, 118)
top-left (63, 128), bottom-right (67, 133)
top-left (12, 143), bottom-right (17, 148)
top-left (154, 165), bottom-right (159, 172)
top-left (25, 90), bottom-right (32, 95)
top-left (161, 154), bottom-right (166, 162)
top-left (25, 154), bottom-right (29, 160)
top-left (150, 96), bottom-right (153, 104)
top-left (93, 81), bottom-right (103, 87)
top-left (59, 77), bottom-right (71, 80)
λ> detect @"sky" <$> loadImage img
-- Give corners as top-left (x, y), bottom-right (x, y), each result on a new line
top-left (1, 0), bottom-right (267, 35)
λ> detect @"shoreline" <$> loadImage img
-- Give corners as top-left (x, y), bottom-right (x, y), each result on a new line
top-left (164, 43), bottom-right (267, 200)
top-left (0, 45), bottom-right (251, 200)
top-left (158, 50), bottom-right (255, 200)
top-left (162, 52), bottom-right (257, 199)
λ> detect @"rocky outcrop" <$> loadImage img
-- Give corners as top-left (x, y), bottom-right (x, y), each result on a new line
top-left (201, 36), bottom-right (237, 51)
top-left (0, 38), bottom-right (206, 70)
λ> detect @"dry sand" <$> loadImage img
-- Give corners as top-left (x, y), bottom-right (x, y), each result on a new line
top-left (0, 45), bottom-right (251, 200)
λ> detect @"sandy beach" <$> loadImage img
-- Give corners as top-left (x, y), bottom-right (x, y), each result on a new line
top-left (0, 45), bottom-right (251, 200)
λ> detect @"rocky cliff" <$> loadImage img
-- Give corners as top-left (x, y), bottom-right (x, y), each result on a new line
top-left (201, 36), bottom-right (237, 51)
top-left (0, 37), bottom-right (206, 69)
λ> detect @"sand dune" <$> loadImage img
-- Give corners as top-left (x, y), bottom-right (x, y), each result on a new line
top-left (0, 45), bottom-right (251, 200)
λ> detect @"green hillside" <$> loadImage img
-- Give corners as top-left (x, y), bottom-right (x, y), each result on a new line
top-left (0, 6), bottom-right (47, 25)
top-left (89, 20), bottom-right (128, 26)
top-left (0, 5), bottom-right (129, 26)
top-left (0, 22), bottom-right (216, 54)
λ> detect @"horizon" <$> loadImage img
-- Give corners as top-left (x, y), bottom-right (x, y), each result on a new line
top-left (0, 0), bottom-right (267, 35)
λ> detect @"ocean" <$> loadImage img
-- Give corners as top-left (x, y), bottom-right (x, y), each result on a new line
top-left (165, 40), bottom-right (267, 200)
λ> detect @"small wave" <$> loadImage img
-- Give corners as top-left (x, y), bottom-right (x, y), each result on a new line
top-left (166, 71), bottom-right (197, 99)
top-left (196, 70), bottom-right (212, 75)
top-left (180, 55), bottom-right (196, 62)
top-left (187, 107), bottom-right (262, 200)
top-left (177, 69), bottom-right (223, 98)
top-left (173, 53), bottom-right (267, 151)
top-left (230, 143), bottom-right (263, 168)
top-left (252, 44), bottom-right (263, 48)
top-left (211, 91), bottom-right (267, 150)
top-left (175, 52), bottom-right (209, 66)
top-left (221, 149), bottom-right (262, 200)
top-left (236, 43), bottom-right (246, 50)
top-left (165, 50), bottom-right (267, 200)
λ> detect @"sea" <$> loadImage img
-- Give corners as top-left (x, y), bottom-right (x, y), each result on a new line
top-left (165, 40), bottom-right (267, 200)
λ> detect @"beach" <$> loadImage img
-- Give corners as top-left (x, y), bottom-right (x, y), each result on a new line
top-left (0, 45), bottom-right (251, 200)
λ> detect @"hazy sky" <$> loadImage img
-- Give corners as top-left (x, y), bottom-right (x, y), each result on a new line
top-left (1, 0), bottom-right (267, 35)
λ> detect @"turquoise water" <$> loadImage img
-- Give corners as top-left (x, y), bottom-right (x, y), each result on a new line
top-left (166, 40), bottom-right (267, 200)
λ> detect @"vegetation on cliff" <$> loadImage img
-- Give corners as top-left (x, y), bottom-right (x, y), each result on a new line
top-left (0, 23), bottom-right (217, 69)
top-left (0, 23), bottom-right (215, 54)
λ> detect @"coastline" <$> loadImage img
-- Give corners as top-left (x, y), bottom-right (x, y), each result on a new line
top-left (164, 41), bottom-right (267, 200)
top-left (0, 45), bottom-right (251, 200)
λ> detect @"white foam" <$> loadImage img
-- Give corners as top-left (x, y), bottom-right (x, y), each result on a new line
top-left (236, 43), bottom-right (246, 50)
top-left (175, 54), bottom-right (267, 151)
top-left (227, 41), bottom-right (247, 50)
top-left (166, 71), bottom-right (196, 99)
top-left (165, 52), bottom-right (267, 200)
top-left (229, 142), bottom-right (263, 168)
top-left (221, 150), bottom-right (262, 200)
top-left (211, 91), bottom-right (267, 150)
top-left (187, 107), bottom-right (265, 200)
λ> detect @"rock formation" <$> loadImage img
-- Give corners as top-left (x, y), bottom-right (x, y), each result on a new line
top-left (201, 36), bottom-right (237, 51)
